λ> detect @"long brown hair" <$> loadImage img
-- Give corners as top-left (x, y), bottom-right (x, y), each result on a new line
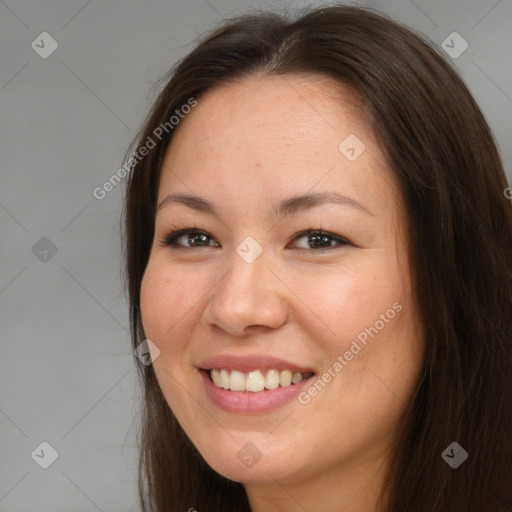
top-left (122, 5), bottom-right (512, 511)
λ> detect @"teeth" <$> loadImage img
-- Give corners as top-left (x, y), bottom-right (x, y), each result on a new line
top-left (229, 370), bottom-right (246, 391)
top-left (246, 370), bottom-right (265, 392)
top-left (292, 372), bottom-right (303, 384)
top-left (211, 369), bottom-right (222, 387)
top-left (280, 370), bottom-right (292, 387)
top-left (209, 368), bottom-right (312, 392)
top-left (265, 369), bottom-right (280, 390)
top-left (220, 369), bottom-right (230, 389)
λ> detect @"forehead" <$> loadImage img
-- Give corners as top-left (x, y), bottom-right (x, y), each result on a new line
top-left (157, 74), bottom-right (399, 220)
top-left (167, 73), bottom-right (366, 154)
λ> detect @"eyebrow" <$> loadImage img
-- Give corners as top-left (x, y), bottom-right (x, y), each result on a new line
top-left (156, 191), bottom-right (374, 217)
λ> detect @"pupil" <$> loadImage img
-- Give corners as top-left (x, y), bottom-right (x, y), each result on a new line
top-left (190, 234), bottom-right (208, 246)
top-left (309, 234), bottom-right (331, 248)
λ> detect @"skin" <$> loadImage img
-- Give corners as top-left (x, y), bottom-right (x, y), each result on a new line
top-left (140, 74), bottom-right (425, 512)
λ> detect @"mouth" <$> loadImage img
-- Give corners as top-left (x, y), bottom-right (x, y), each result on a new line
top-left (197, 354), bottom-right (317, 413)
top-left (203, 368), bottom-right (315, 393)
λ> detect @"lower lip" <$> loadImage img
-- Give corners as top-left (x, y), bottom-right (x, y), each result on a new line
top-left (200, 370), bottom-right (314, 414)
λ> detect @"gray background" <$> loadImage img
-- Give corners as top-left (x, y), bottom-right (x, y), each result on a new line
top-left (1, 0), bottom-right (511, 510)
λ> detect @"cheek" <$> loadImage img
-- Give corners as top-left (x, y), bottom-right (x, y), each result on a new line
top-left (139, 261), bottom-right (194, 348)
top-left (139, 261), bottom-right (202, 416)
top-left (285, 253), bottom-right (406, 354)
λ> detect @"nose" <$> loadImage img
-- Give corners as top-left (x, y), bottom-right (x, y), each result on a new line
top-left (202, 247), bottom-right (288, 337)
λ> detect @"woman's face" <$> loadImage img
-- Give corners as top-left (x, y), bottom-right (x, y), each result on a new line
top-left (140, 74), bottom-right (424, 495)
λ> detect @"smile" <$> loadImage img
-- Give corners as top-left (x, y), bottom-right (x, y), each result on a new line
top-left (209, 368), bottom-right (315, 392)
top-left (198, 354), bottom-right (316, 413)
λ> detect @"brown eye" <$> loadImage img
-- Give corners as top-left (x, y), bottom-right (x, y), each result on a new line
top-left (289, 230), bottom-right (350, 252)
top-left (160, 229), bottom-right (219, 248)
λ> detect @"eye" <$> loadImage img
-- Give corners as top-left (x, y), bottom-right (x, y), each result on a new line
top-left (159, 228), bottom-right (219, 249)
top-left (288, 229), bottom-right (350, 253)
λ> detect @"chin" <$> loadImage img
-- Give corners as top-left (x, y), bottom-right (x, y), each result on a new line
top-left (194, 434), bottom-right (308, 485)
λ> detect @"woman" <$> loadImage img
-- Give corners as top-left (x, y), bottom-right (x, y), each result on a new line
top-left (122, 5), bottom-right (512, 511)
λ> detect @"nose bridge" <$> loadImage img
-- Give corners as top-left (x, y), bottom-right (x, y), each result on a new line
top-left (220, 241), bottom-right (273, 306)
top-left (231, 240), bottom-right (269, 289)
top-left (203, 239), bottom-right (287, 334)
top-left (220, 233), bottom-right (272, 294)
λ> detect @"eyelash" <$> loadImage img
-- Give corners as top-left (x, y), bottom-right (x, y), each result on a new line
top-left (158, 224), bottom-right (351, 254)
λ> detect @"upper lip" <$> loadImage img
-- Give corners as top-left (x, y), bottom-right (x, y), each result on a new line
top-left (198, 354), bottom-right (316, 374)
